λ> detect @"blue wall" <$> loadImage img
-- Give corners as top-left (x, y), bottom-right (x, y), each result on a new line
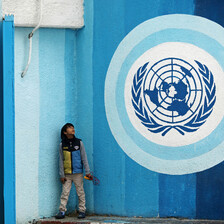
top-left (92, 0), bottom-right (194, 218)
top-left (89, 0), bottom-right (224, 219)
top-left (0, 19), bottom-right (4, 224)
top-left (76, 0), bottom-right (94, 212)
top-left (3, 16), bottom-right (15, 224)
top-left (14, 27), bottom-right (84, 222)
top-left (12, 0), bottom-right (224, 222)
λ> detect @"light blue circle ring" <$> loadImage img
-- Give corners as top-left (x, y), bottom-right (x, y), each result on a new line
top-left (104, 14), bottom-right (224, 175)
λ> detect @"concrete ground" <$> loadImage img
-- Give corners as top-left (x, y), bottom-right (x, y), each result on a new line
top-left (36, 215), bottom-right (224, 224)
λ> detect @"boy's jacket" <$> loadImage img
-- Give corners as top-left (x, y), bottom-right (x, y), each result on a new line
top-left (59, 137), bottom-right (90, 177)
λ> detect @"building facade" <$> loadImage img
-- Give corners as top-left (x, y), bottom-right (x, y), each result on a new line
top-left (1, 0), bottom-right (224, 223)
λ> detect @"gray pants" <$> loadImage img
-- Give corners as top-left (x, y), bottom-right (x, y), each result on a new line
top-left (59, 173), bottom-right (86, 213)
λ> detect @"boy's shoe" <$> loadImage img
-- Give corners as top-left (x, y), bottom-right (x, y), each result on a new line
top-left (78, 212), bottom-right (86, 219)
top-left (55, 211), bottom-right (65, 219)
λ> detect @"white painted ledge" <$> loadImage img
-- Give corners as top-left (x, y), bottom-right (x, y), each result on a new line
top-left (2, 0), bottom-right (84, 29)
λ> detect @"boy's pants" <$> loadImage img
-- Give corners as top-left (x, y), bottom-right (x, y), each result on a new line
top-left (59, 173), bottom-right (86, 213)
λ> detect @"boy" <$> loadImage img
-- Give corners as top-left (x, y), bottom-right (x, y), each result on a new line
top-left (55, 123), bottom-right (92, 219)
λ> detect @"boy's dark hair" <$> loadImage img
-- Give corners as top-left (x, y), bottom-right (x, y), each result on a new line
top-left (61, 123), bottom-right (74, 139)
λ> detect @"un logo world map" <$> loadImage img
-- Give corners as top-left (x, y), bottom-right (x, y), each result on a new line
top-left (131, 57), bottom-right (216, 136)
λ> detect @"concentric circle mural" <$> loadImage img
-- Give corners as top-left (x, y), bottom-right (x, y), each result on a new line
top-left (105, 14), bottom-right (224, 175)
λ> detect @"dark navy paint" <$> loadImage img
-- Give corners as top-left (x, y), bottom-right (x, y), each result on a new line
top-left (194, 0), bottom-right (224, 219)
top-left (196, 162), bottom-right (224, 220)
top-left (194, 0), bottom-right (224, 27)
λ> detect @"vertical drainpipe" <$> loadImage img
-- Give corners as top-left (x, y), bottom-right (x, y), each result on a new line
top-left (3, 15), bottom-right (15, 224)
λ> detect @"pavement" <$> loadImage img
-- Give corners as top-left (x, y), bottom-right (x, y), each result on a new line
top-left (36, 215), bottom-right (224, 224)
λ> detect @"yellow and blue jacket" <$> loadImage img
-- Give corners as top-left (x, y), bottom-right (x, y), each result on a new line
top-left (59, 138), bottom-right (90, 177)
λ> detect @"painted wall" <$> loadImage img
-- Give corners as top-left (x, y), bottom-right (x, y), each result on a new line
top-left (92, 0), bottom-right (224, 220)
top-left (14, 1), bottom-right (93, 223)
top-left (0, 6), bottom-right (4, 224)
top-left (13, 0), bottom-right (224, 223)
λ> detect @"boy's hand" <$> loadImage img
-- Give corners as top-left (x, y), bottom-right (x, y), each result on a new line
top-left (86, 173), bottom-right (93, 180)
top-left (60, 177), bottom-right (67, 184)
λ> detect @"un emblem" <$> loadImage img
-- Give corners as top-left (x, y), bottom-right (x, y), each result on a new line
top-left (105, 14), bottom-right (224, 174)
top-left (131, 58), bottom-right (216, 136)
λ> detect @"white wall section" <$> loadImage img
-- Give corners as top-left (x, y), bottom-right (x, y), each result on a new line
top-left (2, 0), bottom-right (84, 28)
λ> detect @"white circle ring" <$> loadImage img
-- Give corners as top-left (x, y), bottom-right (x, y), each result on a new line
top-left (104, 14), bottom-right (224, 175)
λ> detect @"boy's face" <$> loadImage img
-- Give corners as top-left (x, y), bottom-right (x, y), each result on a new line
top-left (64, 125), bottom-right (75, 136)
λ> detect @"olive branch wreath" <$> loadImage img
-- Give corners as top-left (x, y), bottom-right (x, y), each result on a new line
top-left (131, 60), bottom-right (216, 136)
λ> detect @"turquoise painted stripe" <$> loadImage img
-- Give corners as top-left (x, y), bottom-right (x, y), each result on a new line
top-left (64, 29), bottom-right (78, 212)
top-left (93, 0), bottom-right (126, 215)
top-left (64, 29), bottom-right (77, 124)
top-left (0, 20), bottom-right (3, 224)
top-left (125, 157), bottom-right (159, 217)
top-left (3, 16), bottom-right (15, 224)
top-left (76, 0), bottom-right (94, 212)
top-left (38, 28), bottom-right (66, 217)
